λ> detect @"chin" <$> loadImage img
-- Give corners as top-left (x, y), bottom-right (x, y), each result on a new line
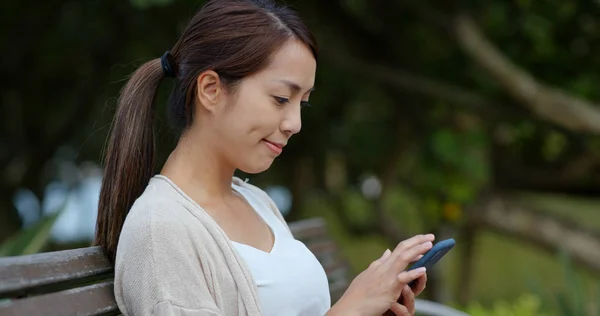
top-left (238, 160), bottom-right (274, 175)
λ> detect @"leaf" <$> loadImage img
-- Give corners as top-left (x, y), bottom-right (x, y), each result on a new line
top-left (555, 292), bottom-right (572, 316)
top-left (431, 129), bottom-right (462, 166)
top-left (542, 130), bottom-right (568, 162)
top-left (558, 250), bottom-right (585, 316)
top-left (0, 205), bottom-right (65, 257)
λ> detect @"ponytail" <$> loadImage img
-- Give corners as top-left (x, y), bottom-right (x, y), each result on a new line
top-left (94, 58), bottom-right (165, 264)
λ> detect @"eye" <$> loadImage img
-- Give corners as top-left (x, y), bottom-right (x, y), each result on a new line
top-left (300, 101), bottom-right (312, 108)
top-left (273, 96), bottom-right (289, 105)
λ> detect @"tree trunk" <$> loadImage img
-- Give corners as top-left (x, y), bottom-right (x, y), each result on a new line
top-left (287, 156), bottom-right (315, 221)
top-left (457, 218), bottom-right (478, 306)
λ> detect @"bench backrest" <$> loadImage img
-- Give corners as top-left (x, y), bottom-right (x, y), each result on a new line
top-left (0, 217), bottom-right (350, 315)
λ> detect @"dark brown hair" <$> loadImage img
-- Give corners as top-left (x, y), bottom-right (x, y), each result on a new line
top-left (95, 0), bottom-right (318, 263)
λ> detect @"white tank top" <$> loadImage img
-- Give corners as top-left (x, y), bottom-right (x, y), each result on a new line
top-left (231, 183), bottom-right (331, 316)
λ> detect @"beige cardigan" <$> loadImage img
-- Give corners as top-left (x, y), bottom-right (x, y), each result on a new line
top-left (114, 175), bottom-right (294, 316)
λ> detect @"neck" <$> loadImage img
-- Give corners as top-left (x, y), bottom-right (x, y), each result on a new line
top-left (161, 128), bottom-right (235, 204)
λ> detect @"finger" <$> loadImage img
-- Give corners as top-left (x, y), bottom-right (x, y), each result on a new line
top-left (401, 285), bottom-right (416, 315)
top-left (389, 234), bottom-right (435, 267)
top-left (389, 302), bottom-right (410, 316)
top-left (390, 241), bottom-right (433, 271)
top-left (410, 254), bottom-right (423, 263)
top-left (380, 248), bottom-right (392, 261)
top-left (370, 249), bottom-right (392, 268)
top-left (397, 267), bottom-right (426, 284)
top-left (411, 273), bottom-right (427, 296)
top-left (393, 234), bottom-right (435, 254)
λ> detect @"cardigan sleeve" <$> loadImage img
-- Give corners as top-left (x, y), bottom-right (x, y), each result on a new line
top-left (151, 301), bottom-right (222, 316)
top-left (114, 200), bottom-right (223, 316)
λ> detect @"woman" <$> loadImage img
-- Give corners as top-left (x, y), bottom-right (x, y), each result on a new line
top-left (94, 0), bottom-right (434, 315)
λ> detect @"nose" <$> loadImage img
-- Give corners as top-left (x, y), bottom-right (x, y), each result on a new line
top-left (280, 104), bottom-right (302, 136)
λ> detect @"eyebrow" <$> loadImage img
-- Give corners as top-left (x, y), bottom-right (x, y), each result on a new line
top-left (277, 79), bottom-right (315, 94)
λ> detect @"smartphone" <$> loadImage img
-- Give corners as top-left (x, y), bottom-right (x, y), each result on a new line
top-left (407, 238), bottom-right (455, 288)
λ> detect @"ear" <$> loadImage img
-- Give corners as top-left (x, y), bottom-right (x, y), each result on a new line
top-left (195, 70), bottom-right (224, 114)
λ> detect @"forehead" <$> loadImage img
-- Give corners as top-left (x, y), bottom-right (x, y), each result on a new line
top-left (257, 39), bottom-right (317, 89)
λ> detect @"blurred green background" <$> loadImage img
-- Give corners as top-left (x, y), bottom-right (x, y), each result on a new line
top-left (2, 0), bottom-right (600, 314)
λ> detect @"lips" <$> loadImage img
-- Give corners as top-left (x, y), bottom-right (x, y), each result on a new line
top-left (263, 139), bottom-right (284, 155)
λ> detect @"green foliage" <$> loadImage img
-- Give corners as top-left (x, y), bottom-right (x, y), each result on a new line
top-left (557, 250), bottom-right (586, 315)
top-left (0, 211), bottom-right (62, 257)
top-left (384, 184), bottom-right (424, 235)
top-left (394, 120), bottom-right (490, 227)
top-left (464, 293), bottom-right (552, 316)
top-left (527, 250), bottom-right (600, 316)
top-left (542, 130), bottom-right (568, 161)
top-left (343, 188), bottom-right (373, 226)
top-left (522, 14), bottom-right (555, 59)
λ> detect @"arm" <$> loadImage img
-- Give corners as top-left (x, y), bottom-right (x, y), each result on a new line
top-left (114, 204), bottom-right (222, 316)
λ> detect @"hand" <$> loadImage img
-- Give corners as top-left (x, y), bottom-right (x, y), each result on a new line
top-left (328, 234), bottom-right (435, 316)
top-left (382, 271), bottom-right (427, 316)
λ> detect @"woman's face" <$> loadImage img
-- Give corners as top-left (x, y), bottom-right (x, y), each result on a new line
top-left (198, 39), bottom-right (316, 174)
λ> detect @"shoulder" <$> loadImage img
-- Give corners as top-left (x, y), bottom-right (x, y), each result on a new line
top-left (124, 180), bottom-right (187, 232)
top-left (117, 177), bottom-right (206, 256)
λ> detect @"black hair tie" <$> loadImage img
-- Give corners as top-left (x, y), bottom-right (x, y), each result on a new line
top-left (161, 51), bottom-right (175, 78)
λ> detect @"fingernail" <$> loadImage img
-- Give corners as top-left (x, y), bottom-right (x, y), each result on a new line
top-left (416, 267), bottom-right (426, 273)
top-left (380, 248), bottom-right (391, 259)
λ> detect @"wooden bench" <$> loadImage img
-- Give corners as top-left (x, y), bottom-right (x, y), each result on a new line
top-left (0, 218), bottom-right (350, 315)
top-left (0, 217), bottom-right (468, 316)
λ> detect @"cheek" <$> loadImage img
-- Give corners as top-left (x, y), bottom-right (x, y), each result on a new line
top-left (216, 106), bottom-right (263, 145)
top-left (232, 103), bottom-right (277, 135)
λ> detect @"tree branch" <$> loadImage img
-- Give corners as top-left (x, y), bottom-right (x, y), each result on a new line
top-left (474, 193), bottom-right (600, 274)
top-left (322, 51), bottom-right (517, 120)
top-left (454, 15), bottom-right (600, 134)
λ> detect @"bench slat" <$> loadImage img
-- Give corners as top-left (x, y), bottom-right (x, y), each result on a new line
top-left (0, 247), bottom-right (113, 298)
top-left (305, 240), bottom-right (337, 255)
top-left (0, 281), bottom-right (118, 316)
top-left (288, 217), bottom-right (328, 240)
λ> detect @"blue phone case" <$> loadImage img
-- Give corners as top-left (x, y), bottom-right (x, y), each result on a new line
top-left (407, 238), bottom-right (455, 287)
